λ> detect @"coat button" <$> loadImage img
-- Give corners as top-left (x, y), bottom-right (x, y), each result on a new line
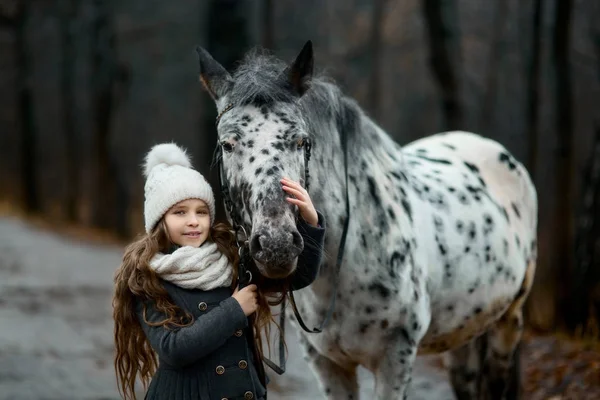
top-left (244, 391), bottom-right (254, 400)
top-left (238, 360), bottom-right (248, 369)
top-left (216, 365), bottom-right (225, 375)
top-left (234, 329), bottom-right (243, 337)
top-left (198, 302), bottom-right (207, 311)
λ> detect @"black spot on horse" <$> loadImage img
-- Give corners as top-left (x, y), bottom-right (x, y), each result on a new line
top-left (366, 176), bottom-right (381, 207)
top-left (438, 243), bottom-right (448, 256)
top-left (266, 166), bottom-right (279, 176)
top-left (433, 215), bottom-right (444, 231)
top-left (254, 167), bottom-right (263, 176)
top-left (416, 155), bottom-right (452, 165)
top-left (271, 141), bottom-right (285, 151)
top-left (359, 322), bottom-right (370, 334)
top-left (387, 207), bottom-right (396, 220)
top-left (442, 143), bottom-right (456, 150)
top-left (511, 202), bottom-right (521, 219)
top-left (498, 152), bottom-right (517, 170)
top-left (401, 198), bottom-right (413, 223)
top-left (361, 234), bottom-right (367, 248)
top-left (369, 282), bottom-right (391, 299)
top-left (260, 105), bottom-right (269, 119)
top-left (464, 161), bottom-right (480, 174)
top-left (261, 148), bottom-right (270, 156)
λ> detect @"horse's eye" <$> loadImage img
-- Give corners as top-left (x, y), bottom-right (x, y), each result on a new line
top-left (297, 138), bottom-right (305, 149)
top-left (221, 142), bottom-right (234, 153)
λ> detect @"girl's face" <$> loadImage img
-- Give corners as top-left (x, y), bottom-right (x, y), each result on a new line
top-left (164, 198), bottom-right (211, 248)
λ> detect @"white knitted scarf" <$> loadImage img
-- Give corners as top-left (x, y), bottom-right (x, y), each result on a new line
top-left (149, 242), bottom-right (233, 290)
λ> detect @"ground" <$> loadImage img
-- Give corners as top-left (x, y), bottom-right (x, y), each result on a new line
top-left (0, 214), bottom-right (598, 399)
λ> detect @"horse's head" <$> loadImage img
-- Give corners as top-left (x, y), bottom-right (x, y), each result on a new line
top-left (196, 41), bottom-right (315, 279)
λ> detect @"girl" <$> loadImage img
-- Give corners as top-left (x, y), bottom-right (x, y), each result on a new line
top-left (112, 143), bottom-right (326, 400)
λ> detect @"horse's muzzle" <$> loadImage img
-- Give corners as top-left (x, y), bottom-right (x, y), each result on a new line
top-left (249, 226), bottom-right (304, 278)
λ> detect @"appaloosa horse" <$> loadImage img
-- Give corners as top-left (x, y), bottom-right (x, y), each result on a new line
top-left (195, 41), bottom-right (537, 400)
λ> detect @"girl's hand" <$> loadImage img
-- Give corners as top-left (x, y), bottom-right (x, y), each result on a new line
top-left (232, 284), bottom-right (258, 316)
top-left (281, 177), bottom-right (318, 227)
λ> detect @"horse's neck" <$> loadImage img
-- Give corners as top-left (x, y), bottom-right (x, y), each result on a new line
top-left (308, 94), bottom-right (404, 282)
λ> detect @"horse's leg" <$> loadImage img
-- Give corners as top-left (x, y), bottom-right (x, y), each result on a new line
top-left (373, 333), bottom-right (421, 400)
top-left (480, 259), bottom-right (535, 400)
top-left (298, 333), bottom-right (359, 400)
top-left (446, 335), bottom-right (486, 400)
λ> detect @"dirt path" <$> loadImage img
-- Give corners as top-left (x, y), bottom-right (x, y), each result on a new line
top-left (0, 215), bottom-right (454, 400)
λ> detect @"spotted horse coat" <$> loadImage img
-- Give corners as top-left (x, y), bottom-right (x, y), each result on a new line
top-left (195, 41), bottom-right (538, 400)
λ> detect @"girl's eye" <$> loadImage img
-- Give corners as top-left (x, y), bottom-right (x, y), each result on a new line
top-left (198, 210), bottom-right (208, 215)
top-left (174, 210), bottom-right (185, 215)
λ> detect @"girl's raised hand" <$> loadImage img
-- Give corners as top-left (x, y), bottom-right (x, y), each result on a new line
top-left (281, 177), bottom-right (318, 227)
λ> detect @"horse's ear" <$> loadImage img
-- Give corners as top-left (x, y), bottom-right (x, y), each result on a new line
top-left (286, 40), bottom-right (314, 96)
top-left (196, 46), bottom-right (233, 102)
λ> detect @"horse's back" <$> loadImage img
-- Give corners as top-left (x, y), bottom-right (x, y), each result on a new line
top-left (404, 130), bottom-right (537, 236)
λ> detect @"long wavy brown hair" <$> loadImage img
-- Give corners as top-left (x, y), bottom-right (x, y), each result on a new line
top-left (112, 218), bottom-right (288, 400)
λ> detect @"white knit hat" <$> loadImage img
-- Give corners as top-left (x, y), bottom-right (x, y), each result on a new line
top-left (143, 142), bottom-right (215, 233)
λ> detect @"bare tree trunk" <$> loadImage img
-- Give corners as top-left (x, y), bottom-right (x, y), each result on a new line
top-left (262, 0), bottom-right (274, 49)
top-left (553, 0), bottom-right (575, 328)
top-left (90, 0), bottom-right (118, 231)
top-left (479, 0), bottom-right (509, 131)
top-left (422, 0), bottom-right (464, 130)
top-left (526, 0), bottom-right (543, 176)
top-left (59, 0), bottom-right (79, 222)
top-left (568, 29), bottom-right (600, 333)
top-left (570, 127), bottom-right (600, 332)
top-left (368, 0), bottom-right (387, 122)
top-left (15, 0), bottom-right (39, 213)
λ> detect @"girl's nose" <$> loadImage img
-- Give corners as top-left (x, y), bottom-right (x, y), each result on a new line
top-left (187, 215), bottom-right (199, 226)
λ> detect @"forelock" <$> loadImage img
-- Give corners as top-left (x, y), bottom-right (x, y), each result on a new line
top-left (228, 49), bottom-right (297, 107)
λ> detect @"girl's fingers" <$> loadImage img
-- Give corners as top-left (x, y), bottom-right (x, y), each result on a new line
top-left (282, 185), bottom-right (305, 200)
top-left (281, 178), bottom-right (306, 193)
top-left (286, 197), bottom-right (305, 207)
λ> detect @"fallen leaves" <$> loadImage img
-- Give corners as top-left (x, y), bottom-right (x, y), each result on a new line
top-left (521, 332), bottom-right (600, 400)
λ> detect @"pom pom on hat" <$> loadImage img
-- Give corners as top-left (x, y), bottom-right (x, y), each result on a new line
top-left (143, 142), bottom-right (192, 178)
top-left (142, 142), bottom-right (215, 233)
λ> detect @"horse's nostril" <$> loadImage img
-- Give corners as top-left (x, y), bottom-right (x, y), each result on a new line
top-left (292, 230), bottom-right (303, 250)
top-left (250, 233), bottom-right (264, 254)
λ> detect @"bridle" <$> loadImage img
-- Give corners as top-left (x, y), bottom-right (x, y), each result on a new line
top-left (212, 103), bottom-right (350, 377)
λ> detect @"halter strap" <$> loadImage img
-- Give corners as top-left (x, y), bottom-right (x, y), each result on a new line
top-left (215, 103), bottom-right (234, 127)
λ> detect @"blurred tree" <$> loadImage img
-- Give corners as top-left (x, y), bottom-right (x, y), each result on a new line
top-left (368, 0), bottom-right (387, 122)
top-left (526, 0), bottom-right (543, 176)
top-left (90, 0), bottom-right (129, 237)
top-left (569, 28), bottom-right (600, 334)
top-left (59, 0), bottom-right (79, 222)
top-left (262, 0), bottom-right (274, 49)
top-left (553, 0), bottom-right (575, 329)
top-left (479, 0), bottom-right (509, 132)
top-left (422, 0), bottom-right (464, 130)
top-left (571, 126), bottom-right (600, 332)
top-left (14, 0), bottom-right (40, 214)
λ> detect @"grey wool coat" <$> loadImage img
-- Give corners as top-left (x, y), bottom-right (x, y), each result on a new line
top-left (136, 212), bottom-right (326, 400)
